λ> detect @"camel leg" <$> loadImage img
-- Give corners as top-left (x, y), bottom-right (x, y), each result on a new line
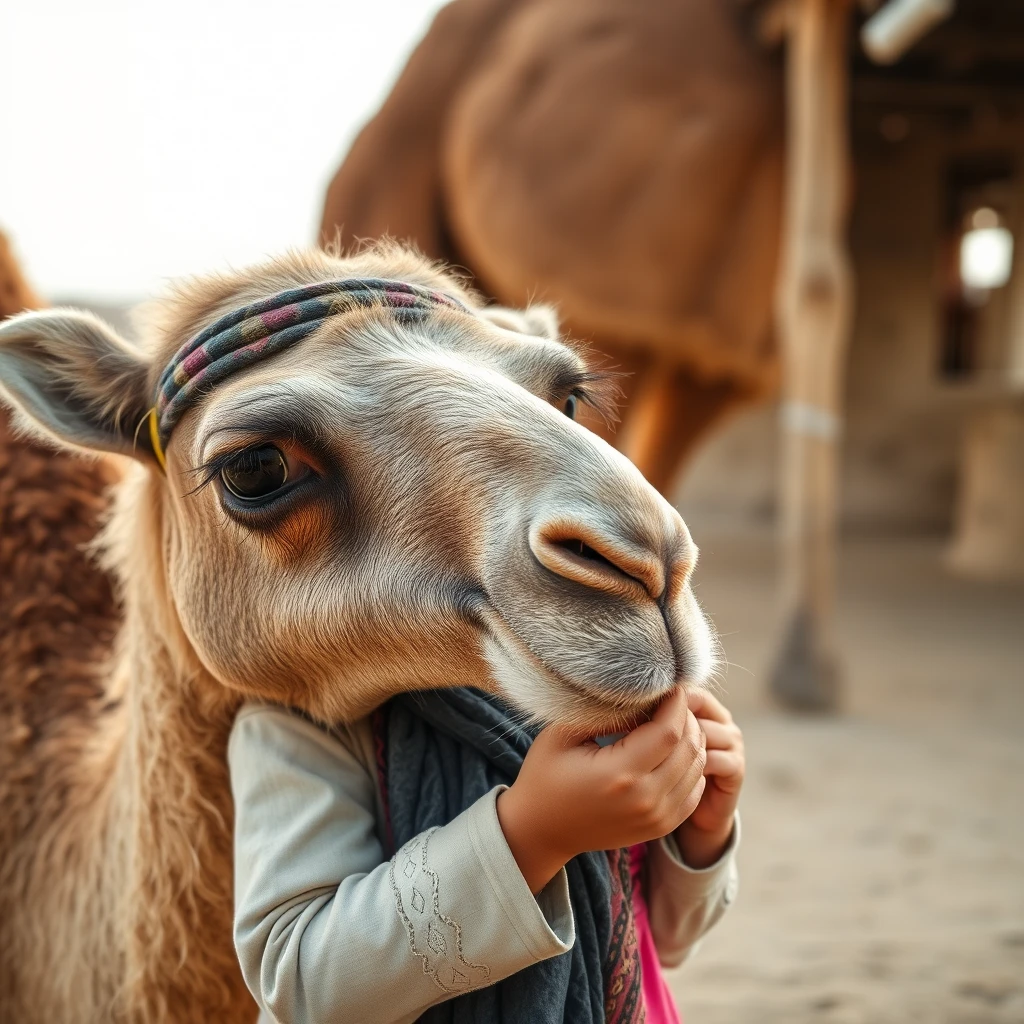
top-left (617, 359), bottom-right (749, 496)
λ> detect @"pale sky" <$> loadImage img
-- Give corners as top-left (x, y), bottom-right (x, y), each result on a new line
top-left (1, 0), bottom-right (449, 301)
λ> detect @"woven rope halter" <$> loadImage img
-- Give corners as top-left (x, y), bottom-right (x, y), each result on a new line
top-left (145, 278), bottom-right (469, 471)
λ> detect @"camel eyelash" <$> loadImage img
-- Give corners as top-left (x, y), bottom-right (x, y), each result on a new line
top-left (183, 449), bottom-right (255, 498)
top-left (184, 419), bottom-right (327, 500)
top-left (183, 447), bottom-right (323, 539)
top-left (561, 369), bottom-right (622, 425)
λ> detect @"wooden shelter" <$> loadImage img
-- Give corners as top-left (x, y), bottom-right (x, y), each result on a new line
top-left (763, 0), bottom-right (1024, 707)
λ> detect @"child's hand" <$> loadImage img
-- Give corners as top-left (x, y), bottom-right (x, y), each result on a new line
top-left (674, 690), bottom-right (744, 868)
top-left (497, 687), bottom-right (707, 893)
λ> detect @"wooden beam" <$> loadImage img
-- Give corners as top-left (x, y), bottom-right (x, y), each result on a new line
top-left (853, 76), bottom-right (1024, 111)
top-left (769, 0), bottom-right (855, 710)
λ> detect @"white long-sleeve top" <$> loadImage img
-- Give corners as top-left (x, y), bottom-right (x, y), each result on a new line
top-left (229, 703), bottom-right (739, 1024)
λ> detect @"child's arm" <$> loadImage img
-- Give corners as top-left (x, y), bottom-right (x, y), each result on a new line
top-left (229, 705), bottom-right (574, 1024)
top-left (645, 815), bottom-right (739, 967)
top-left (647, 690), bottom-right (744, 967)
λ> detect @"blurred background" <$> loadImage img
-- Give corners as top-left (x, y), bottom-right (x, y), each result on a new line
top-left (2, 1), bottom-right (1023, 1021)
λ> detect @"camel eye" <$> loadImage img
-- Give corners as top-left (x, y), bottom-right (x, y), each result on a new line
top-left (220, 446), bottom-right (288, 500)
top-left (563, 394), bottom-right (578, 420)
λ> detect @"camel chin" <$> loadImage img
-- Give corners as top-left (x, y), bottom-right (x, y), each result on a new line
top-left (478, 584), bottom-right (717, 735)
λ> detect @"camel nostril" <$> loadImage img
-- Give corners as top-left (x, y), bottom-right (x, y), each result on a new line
top-left (531, 522), bottom-right (666, 601)
top-left (555, 538), bottom-right (620, 573)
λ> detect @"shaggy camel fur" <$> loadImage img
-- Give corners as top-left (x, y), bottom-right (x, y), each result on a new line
top-left (0, 242), bottom-right (715, 1022)
top-left (0, 233), bottom-right (125, 1011)
top-left (321, 0), bottom-right (785, 494)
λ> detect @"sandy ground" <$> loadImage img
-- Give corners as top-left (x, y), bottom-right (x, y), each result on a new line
top-left (668, 527), bottom-right (1024, 1024)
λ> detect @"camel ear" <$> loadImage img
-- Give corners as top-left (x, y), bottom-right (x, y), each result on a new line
top-left (0, 308), bottom-right (157, 461)
top-left (479, 303), bottom-right (561, 342)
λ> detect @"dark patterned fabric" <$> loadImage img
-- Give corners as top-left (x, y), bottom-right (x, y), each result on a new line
top-left (373, 688), bottom-right (645, 1024)
top-left (603, 849), bottom-right (644, 1023)
top-left (153, 278), bottom-right (468, 449)
top-left (371, 704), bottom-right (397, 859)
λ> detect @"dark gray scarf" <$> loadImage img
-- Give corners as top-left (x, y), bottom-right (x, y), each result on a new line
top-left (374, 687), bottom-right (644, 1024)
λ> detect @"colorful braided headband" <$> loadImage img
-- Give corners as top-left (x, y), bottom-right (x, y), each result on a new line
top-left (146, 278), bottom-right (468, 470)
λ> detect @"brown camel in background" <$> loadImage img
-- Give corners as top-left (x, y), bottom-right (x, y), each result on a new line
top-left (0, 233), bottom-right (44, 315)
top-left (0, 234), bottom-right (121, 995)
top-left (0, 234), bottom-right (119, 680)
top-left (321, 0), bottom-right (785, 494)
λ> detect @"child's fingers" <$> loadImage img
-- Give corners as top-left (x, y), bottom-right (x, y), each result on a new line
top-left (699, 719), bottom-right (742, 751)
top-left (616, 687), bottom-right (693, 771)
top-left (652, 710), bottom-right (707, 787)
top-left (687, 688), bottom-right (732, 724)
top-left (704, 749), bottom-right (744, 785)
top-left (668, 770), bottom-right (707, 823)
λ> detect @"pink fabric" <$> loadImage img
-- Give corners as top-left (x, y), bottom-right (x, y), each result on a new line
top-left (629, 843), bottom-right (683, 1024)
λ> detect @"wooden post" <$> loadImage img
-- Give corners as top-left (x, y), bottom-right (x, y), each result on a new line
top-left (769, 0), bottom-right (854, 710)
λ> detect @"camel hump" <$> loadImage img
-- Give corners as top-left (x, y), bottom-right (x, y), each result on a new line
top-left (320, 0), bottom-right (519, 258)
top-left (441, 0), bottom-right (784, 385)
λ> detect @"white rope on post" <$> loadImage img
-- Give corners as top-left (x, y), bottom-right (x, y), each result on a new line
top-left (780, 401), bottom-right (842, 440)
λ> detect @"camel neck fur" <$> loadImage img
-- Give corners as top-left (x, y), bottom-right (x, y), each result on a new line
top-left (36, 466), bottom-right (250, 1023)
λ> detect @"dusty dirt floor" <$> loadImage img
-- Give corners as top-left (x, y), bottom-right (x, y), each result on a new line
top-left (669, 526), bottom-right (1024, 1024)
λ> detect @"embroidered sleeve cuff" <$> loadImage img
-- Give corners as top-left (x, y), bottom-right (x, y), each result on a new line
top-left (388, 787), bottom-right (574, 997)
top-left (465, 786), bottom-right (575, 957)
top-left (464, 786), bottom-right (577, 954)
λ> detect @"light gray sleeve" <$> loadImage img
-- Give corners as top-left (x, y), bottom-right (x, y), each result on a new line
top-left (646, 814), bottom-right (740, 969)
top-left (229, 706), bottom-right (574, 1024)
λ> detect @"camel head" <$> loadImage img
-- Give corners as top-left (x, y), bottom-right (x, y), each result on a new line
top-left (0, 244), bottom-right (716, 731)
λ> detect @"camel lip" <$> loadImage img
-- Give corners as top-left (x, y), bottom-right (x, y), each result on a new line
top-left (553, 661), bottom-right (672, 725)
top-left (473, 596), bottom-right (675, 727)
